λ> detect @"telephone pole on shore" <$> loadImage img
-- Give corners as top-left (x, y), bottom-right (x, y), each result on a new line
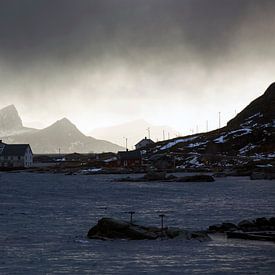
top-left (123, 137), bottom-right (128, 151)
top-left (147, 127), bottom-right (151, 139)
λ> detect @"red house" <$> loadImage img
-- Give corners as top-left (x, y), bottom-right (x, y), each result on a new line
top-left (117, 150), bottom-right (142, 168)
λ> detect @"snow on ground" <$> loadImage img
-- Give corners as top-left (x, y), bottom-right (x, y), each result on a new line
top-left (244, 112), bottom-right (261, 121)
top-left (239, 144), bottom-right (257, 155)
top-left (104, 157), bottom-right (117, 163)
top-left (81, 168), bottom-right (102, 174)
top-left (252, 153), bottom-right (275, 161)
top-left (188, 156), bottom-right (204, 167)
top-left (160, 136), bottom-right (198, 150)
top-left (187, 141), bottom-right (208, 148)
top-left (256, 164), bottom-right (273, 168)
top-left (214, 128), bottom-right (252, 144)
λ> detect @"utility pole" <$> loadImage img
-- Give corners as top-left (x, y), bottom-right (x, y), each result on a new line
top-left (123, 137), bottom-right (128, 151)
top-left (127, 211), bottom-right (135, 224)
top-left (196, 125), bottom-right (199, 133)
top-left (147, 127), bottom-right (151, 139)
top-left (168, 132), bottom-right (170, 139)
top-left (206, 120), bottom-right (208, 132)
top-left (218, 112), bottom-right (221, 129)
top-left (163, 130), bottom-right (165, 141)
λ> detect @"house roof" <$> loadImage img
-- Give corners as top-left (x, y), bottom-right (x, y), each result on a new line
top-left (135, 138), bottom-right (154, 147)
top-left (118, 150), bottom-right (141, 160)
top-left (0, 144), bottom-right (31, 156)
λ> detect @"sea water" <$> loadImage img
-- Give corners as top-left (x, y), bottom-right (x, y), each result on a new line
top-left (0, 172), bottom-right (275, 274)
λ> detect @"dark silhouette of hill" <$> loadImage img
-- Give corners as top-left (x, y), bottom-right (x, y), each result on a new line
top-left (146, 83), bottom-right (275, 168)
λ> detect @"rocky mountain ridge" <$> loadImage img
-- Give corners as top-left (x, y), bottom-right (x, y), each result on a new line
top-left (0, 107), bottom-right (123, 154)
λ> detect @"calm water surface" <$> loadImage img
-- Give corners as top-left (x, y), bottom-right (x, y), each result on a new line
top-left (0, 172), bottom-right (275, 274)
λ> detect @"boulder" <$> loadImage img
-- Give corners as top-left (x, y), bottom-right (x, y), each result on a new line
top-left (87, 217), bottom-right (210, 241)
top-left (87, 218), bottom-right (159, 240)
top-left (238, 220), bottom-right (255, 231)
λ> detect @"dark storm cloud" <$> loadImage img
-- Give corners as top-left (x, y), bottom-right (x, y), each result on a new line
top-left (0, 0), bottom-right (272, 65)
top-left (0, 0), bottom-right (275, 133)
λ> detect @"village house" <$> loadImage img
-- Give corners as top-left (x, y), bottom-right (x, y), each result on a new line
top-left (135, 137), bottom-right (155, 150)
top-left (117, 150), bottom-right (142, 168)
top-left (0, 140), bottom-right (33, 168)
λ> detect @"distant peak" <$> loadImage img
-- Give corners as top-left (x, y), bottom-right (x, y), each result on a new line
top-left (58, 117), bottom-right (71, 123)
top-left (0, 104), bottom-right (17, 112)
top-left (52, 117), bottom-right (76, 127)
top-left (0, 104), bottom-right (23, 129)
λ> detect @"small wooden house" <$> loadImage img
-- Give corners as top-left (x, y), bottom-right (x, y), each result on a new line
top-left (135, 137), bottom-right (154, 150)
top-left (0, 140), bottom-right (33, 168)
top-left (117, 150), bottom-right (142, 168)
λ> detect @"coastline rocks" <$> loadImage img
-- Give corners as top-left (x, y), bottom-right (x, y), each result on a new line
top-left (208, 222), bottom-right (238, 233)
top-left (208, 217), bottom-right (275, 234)
top-left (87, 218), bottom-right (210, 241)
top-left (115, 173), bottom-right (215, 183)
top-left (250, 172), bottom-right (275, 180)
top-left (144, 171), bottom-right (167, 181)
top-left (227, 231), bottom-right (275, 242)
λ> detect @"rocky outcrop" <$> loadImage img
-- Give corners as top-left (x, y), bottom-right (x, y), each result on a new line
top-left (208, 217), bottom-right (275, 242)
top-left (116, 173), bottom-right (214, 182)
top-left (250, 172), bottom-right (275, 180)
top-left (144, 171), bottom-right (167, 181)
top-left (227, 231), bottom-right (275, 242)
top-left (208, 217), bottom-right (275, 233)
top-left (208, 222), bottom-right (239, 233)
top-left (87, 218), bottom-right (210, 241)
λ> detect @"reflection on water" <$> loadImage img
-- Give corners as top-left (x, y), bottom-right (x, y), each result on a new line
top-left (0, 172), bottom-right (275, 274)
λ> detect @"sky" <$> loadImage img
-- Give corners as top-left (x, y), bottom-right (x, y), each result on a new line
top-left (0, 0), bottom-right (275, 137)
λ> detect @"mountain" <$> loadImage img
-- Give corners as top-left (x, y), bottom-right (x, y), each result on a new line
top-left (89, 119), bottom-right (180, 148)
top-left (2, 118), bottom-right (123, 154)
top-left (0, 105), bottom-right (35, 136)
top-left (0, 104), bottom-right (22, 129)
top-left (145, 83), bottom-right (275, 169)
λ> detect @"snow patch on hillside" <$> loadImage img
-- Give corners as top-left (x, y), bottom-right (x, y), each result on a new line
top-left (214, 129), bottom-right (252, 144)
top-left (160, 136), bottom-right (198, 150)
top-left (188, 141), bottom-right (208, 148)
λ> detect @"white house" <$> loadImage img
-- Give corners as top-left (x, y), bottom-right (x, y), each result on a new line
top-left (0, 140), bottom-right (33, 168)
top-left (135, 137), bottom-right (155, 150)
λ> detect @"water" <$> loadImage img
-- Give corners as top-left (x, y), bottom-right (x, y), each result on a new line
top-left (0, 172), bottom-right (275, 274)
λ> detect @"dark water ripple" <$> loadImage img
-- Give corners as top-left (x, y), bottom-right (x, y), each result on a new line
top-left (0, 172), bottom-right (275, 274)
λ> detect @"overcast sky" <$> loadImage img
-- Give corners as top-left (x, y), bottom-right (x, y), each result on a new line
top-left (0, 0), bottom-right (275, 136)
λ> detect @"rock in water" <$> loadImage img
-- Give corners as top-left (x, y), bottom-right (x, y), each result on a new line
top-left (87, 217), bottom-right (210, 241)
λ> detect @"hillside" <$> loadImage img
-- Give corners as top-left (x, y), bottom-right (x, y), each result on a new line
top-left (145, 83), bottom-right (275, 169)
